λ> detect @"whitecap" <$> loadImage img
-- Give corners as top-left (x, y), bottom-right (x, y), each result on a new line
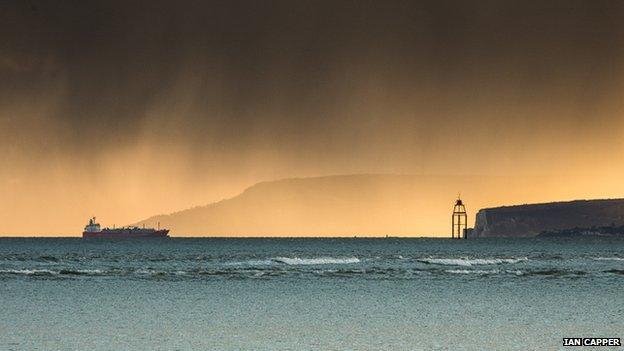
top-left (135, 269), bottom-right (165, 275)
top-left (507, 270), bottom-right (524, 276)
top-left (445, 269), bottom-right (500, 274)
top-left (418, 257), bottom-right (528, 266)
top-left (593, 257), bottom-right (624, 261)
top-left (272, 257), bottom-right (360, 265)
top-left (0, 269), bottom-right (58, 275)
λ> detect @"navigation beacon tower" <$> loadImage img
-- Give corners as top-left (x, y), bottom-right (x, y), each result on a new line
top-left (451, 196), bottom-right (468, 239)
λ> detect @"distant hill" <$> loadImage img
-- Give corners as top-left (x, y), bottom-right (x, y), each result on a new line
top-left (134, 174), bottom-right (623, 236)
top-left (473, 199), bottom-right (624, 237)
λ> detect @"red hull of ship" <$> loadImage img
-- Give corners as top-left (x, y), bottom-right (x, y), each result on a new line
top-left (82, 230), bottom-right (169, 238)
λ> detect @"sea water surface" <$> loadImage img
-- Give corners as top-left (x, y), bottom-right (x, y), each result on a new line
top-left (0, 237), bottom-right (622, 350)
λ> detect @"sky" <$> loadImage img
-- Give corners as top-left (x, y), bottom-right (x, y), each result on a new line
top-left (2, 0), bottom-right (624, 235)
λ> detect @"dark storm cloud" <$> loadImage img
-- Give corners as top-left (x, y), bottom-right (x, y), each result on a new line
top-left (3, 0), bottom-right (624, 153)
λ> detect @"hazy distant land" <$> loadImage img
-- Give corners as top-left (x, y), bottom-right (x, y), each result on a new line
top-left (135, 174), bottom-right (622, 236)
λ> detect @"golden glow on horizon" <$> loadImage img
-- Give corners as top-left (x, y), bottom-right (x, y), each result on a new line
top-left (3, 82), bottom-right (624, 236)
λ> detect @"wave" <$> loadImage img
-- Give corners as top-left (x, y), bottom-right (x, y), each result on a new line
top-left (593, 257), bottom-right (624, 261)
top-left (224, 257), bottom-right (362, 266)
top-left (136, 269), bottom-right (167, 276)
top-left (445, 269), bottom-right (500, 275)
top-left (417, 257), bottom-right (528, 267)
top-left (58, 269), bottom-right (104, 275)
top-left (604, 269), bottom-right (624, 275)
top-left (0, 269), bottom-right (58, 276)
top-left (444, 269), bottom-right (525, 275)
top-left (524, 269), bottom-right (588, 277)
top-left (443, 268), bottom-right (592, 277)
top-left (0, 266), bottom-right (610, 280)
top-left (271, 257), bottom-right (361, 265)
top-left (0, 268), bottom-right (104, 276)
top-left (224, 259), bottom-right (275, 266)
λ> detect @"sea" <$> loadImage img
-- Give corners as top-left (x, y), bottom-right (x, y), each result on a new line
top-left (0, 237), bottom-right (622, 351)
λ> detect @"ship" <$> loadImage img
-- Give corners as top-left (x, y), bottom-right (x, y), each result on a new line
top-left (82, 217), bottom-right (169, 238)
